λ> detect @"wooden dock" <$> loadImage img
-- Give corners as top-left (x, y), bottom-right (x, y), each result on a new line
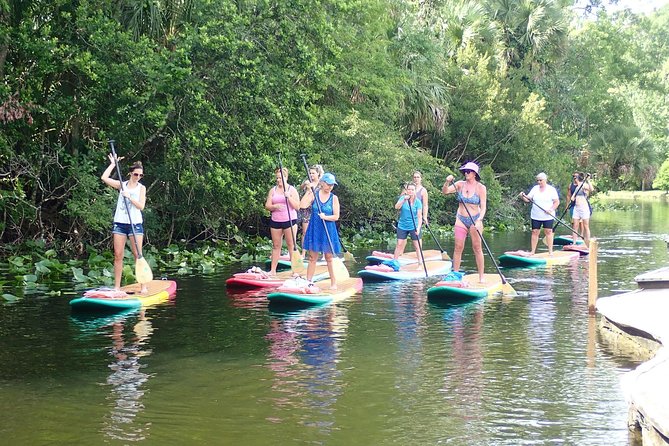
top-left (596, 266), bottom-right (669, 446)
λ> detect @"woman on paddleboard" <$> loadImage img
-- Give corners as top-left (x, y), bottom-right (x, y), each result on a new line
top-left (265, 167), bottom-right (300, 276)
top-left (392, 183), bottom-right (423, 267)
top-left (519, 172), bottom-right (559, 255)
top-left (442, 162), bottom-right (487, 283)
top-left (101, 154), bottom-right (147, 293)
top-left (300, 173), bottom-right (341, 289)
top-left (412, 171), bottom-right (429, 226)
top-left (568, 172), bottom-right (593, 246)
top-left (299, 164), bottom-right (324, 247)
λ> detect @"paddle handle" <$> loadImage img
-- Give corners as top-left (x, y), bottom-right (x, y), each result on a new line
top-left (109, 140), bottom-right (143, 258)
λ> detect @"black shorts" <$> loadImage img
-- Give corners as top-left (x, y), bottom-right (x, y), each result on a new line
top-left (531, 219), bottom-right (554, 230)
top-left (269, 219), bottom-right (296, 230)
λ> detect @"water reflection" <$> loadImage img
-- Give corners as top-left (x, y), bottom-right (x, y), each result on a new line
top-left (104, 311), bottom-right (153, 441)
top-left (226, 287), bottom-right (270, 312)
top-left (265, 304), bottom-right (349, 434)
top-left (390, 281), bottom-right (428, 383)
top-left (441, 301), bottom-right (485, 418)
top-left (72, 310), bottom-right (154, 442)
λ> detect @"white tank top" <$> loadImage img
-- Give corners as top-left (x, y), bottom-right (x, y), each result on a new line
top-left (113, 181), bottom-right (143, 224)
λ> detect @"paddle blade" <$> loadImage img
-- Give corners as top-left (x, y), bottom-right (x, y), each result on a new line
top-left (502, 281), bottom-right (518, 297)
top-left (440, 251), bottom-right (451, 261)
top-left (135, 256), bottom-right (153, 283)
top-left (332, 257), bottom-right (350, 281)
top-left (290, 250), bottom-right (306, 275)
top-left (343, 250), bottom-right (356, 262)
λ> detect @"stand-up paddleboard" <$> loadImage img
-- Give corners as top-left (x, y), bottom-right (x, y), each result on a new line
top-left (553, 236), bottom-right (584, 246)
top-left (498, 250), bottom-right (579, 267)
top-left (264, 254), bottom-right (327, 271)
top-left (70, 280), bottom-right (177, 312)
top-left (562, 244), bottom-right (589, 256)
top-left (267, 277), bottom-right (363, 306)
top-left (365, 249), bottom-right (445, 266)
top-left (358, 260), bottom-right (451, 282)
top-left (226, 265), bottom-right (329, 289)
top-left (427, 273), bottom-right (503, 302)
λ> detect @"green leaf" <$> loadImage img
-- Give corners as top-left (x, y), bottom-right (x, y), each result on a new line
top-left (2, 294), bottom-right (19, 302)
top-left (71, 267), bottom-right (88, 282)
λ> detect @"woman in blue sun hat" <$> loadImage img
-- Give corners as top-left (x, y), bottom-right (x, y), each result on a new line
top-left (300, 172), bottom-right (341, 288)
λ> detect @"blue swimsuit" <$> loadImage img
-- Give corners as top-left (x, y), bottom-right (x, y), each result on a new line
top-left (457, 191), bottom-right (481, 228)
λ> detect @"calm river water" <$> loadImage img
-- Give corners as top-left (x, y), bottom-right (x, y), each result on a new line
top-left (1, 200), bottom-right (668, 445)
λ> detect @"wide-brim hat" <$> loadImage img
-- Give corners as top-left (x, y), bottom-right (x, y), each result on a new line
top-left (459, 162), bottom-right (480, 179)
top-left (536, 172), bottom-right (548, 180)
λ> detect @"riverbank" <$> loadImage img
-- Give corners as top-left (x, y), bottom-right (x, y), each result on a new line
top-left (597, 190), bottom-right (669, 201)
top-left (597, 268), bottom-right (669, 446)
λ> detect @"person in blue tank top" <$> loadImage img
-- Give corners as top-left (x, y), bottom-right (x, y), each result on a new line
top-left (393, 183), bottom-right (423, 265)
top-left (300, 172), bottom-right (341, 289)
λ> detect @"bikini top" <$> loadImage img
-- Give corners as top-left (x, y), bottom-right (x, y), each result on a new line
top-left (458, 185), bottom-right (481, 205)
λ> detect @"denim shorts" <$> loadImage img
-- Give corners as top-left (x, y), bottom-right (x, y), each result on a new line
top-left (112, 222), bottom-right (144, 236)
top-left (397, 227), bottom-right (421, 240)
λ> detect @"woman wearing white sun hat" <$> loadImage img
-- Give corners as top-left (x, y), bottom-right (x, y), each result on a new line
top-left (519, 172), bottom-right (560, 255)
top-left (442, 162), bottom-right (487, 283)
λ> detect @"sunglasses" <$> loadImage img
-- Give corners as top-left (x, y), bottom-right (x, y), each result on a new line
top-left (132, 173), bottom-right (144, 178)
top-left (462, 170), bottom-right (473, 175)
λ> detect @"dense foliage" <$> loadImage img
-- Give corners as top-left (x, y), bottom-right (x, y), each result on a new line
top-left (2, 0), bottom-right (668, 255)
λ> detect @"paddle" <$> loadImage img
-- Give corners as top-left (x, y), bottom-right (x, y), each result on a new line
top-left (423, 224), bottom-right (451, 260)
top-left (338, 233), bottom-right (356, 262)
top-left (277, 152), bottom-right (305, 275)
top-left (299, 154), bottom-right (350, 282)
top-left (108, 140), bottom-right (153, 285)
top-left (521, 195), bottom-right (584, 240)
top-left (453, 181), bottom-right (517, 296)
top-left (406, 190), bottom-right (428, 278)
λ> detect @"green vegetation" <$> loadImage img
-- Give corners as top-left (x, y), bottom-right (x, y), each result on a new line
top-left (2, 0), bottom-right (669, 293)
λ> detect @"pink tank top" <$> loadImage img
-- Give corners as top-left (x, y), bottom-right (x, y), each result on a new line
top-left (271, 186), bottom-right (298, 223)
